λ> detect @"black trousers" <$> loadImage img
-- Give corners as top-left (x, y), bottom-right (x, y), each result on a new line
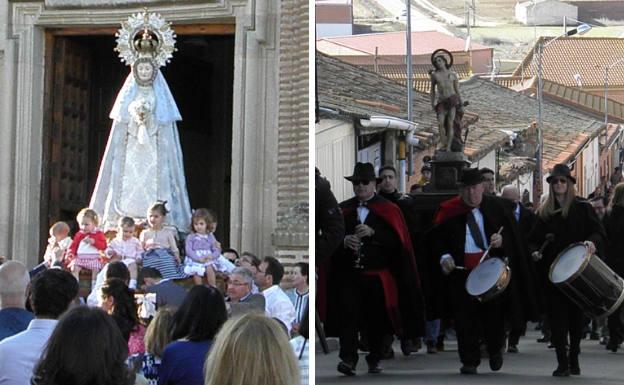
top-left (608, 305), bottom-right (624, 344)
top-left (339, 274), bottom-right (392, 366)
top-left (449, 272), bottom-right (506, 367)
top-left (546, 286), bottom-right (584, 356)
top-left (508, 321), bottom-right (527, 345)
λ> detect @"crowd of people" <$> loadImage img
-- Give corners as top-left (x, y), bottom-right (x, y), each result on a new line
top-left (318, 161), bottom-right (624, 378)
top-left (0, 201), bottom-right (310, 385)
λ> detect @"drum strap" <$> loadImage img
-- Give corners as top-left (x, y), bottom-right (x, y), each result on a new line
top-left (466, 211), bottom-right (487, 251)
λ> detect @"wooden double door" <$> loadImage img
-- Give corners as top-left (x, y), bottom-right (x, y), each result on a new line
top-left (42, 28), bottom-right (235, 255)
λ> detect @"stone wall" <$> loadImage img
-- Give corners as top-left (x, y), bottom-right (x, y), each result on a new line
top-left (273, 0), bottom-right (309, 268)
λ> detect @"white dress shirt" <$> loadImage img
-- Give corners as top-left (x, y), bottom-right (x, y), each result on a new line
top-left (0, 319), bottom-right (59, 385)
top-left (262, 285), bottom-right (296, 333)
top-left (465, 207), bottom-right (489, 253)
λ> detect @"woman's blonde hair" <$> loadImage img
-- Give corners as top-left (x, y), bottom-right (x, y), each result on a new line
top-left (537, 178), bottom-right (577, 220)
top-left (144, 306), bottom-right (175, 358)
top-left (76, 208), bottom-right (100, 226)
top-left (204, 313), bottom-right (300, 385)
top-left (609, 182), bottom-right (624, 210)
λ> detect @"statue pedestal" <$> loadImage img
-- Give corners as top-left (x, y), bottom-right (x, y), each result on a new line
top-left (424, 151), bottom-right (470, 193)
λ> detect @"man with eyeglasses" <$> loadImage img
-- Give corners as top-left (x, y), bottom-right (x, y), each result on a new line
top-left (227, 267), bottom-right (265, 317)
top-left (321, 162), bottom-right (424, 376)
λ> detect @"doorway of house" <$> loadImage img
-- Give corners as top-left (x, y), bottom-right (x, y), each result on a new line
top-left (41, 30), bottom-right (235, 257)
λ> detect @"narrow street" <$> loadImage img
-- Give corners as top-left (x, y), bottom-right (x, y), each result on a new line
top-left (316, 328), bottom-right (624, 384)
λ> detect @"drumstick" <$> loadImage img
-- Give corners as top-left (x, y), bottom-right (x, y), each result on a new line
top-left (479, 226), bottom-right (504, 264)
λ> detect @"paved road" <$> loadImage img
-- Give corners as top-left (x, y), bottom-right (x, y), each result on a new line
top-left (375, 0), bottom-right (452, 34)
top-left (316, 329), bottom-right (624, 384)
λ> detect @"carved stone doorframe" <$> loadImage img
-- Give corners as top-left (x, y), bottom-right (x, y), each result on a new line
top-left (2, 1), bottom-right (280, 267)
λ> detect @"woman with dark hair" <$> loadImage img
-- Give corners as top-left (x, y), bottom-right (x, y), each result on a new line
top-left (87, 261), bottom-right (130, 306)
top-left (158, 285), bottom-right (227, 385)
top-left (99, 278), bottom-right (146, 356)
top-left (31, 306), bottom-right (134, 385)
top-left (528, 164), bottom-right (606, 376)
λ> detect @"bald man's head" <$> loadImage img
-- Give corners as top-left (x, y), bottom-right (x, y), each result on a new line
top-left (0, 261), bottom-right (29, 309)
top-left (501, 185), bottom-right (520, 203)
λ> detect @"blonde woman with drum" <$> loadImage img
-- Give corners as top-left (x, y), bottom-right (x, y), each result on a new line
top-left (528, 163), bottom-right (606, 377)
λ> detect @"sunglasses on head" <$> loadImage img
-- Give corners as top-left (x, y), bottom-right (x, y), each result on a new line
top-left (551, 177), bottom-right (568, 184)
top-left (352, 179), bottom-right (371, 186)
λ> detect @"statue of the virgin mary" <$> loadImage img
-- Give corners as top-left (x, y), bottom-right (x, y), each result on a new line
top-left (89, 11), bottom-right (192, 231)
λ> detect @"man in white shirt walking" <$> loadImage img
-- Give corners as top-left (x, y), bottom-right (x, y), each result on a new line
top-left (254, 256), bottom-right (296, 334)
top-left (0, 268), bottom-right (79, 385)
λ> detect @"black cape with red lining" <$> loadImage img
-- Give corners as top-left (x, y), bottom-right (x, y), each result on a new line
top-left (427, 194), bottom-right (540, 323)
top-left (318, 194), bottom-right (426, 339)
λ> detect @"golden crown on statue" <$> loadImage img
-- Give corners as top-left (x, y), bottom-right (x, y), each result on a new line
top-left (115, 8), bottom-right (177, 68)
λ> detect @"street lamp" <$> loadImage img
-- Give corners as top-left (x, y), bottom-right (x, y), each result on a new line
top-left (535, 23), bottom-right (592, 198)
top-left (603, 58), bottom-right (624, 126)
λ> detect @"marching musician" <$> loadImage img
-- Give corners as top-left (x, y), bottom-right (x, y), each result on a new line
top-left (605, 183), bottom-right (624, 352)
top-left (321, 162), bottom-right (425, 376)
top-left (528, 163), bottom-right (606, 376)
top-left (430, 168), bottom-right (538, 375)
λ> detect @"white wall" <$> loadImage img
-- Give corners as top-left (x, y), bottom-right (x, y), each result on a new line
top-left (515, 0), bottom-right (577, 26)
top-left (316, 118), bottom-right (356, 202)
top-left (472, 149), bottom-right (497, 180)
top-left (357, 141), bottom-right (382, 172)
top-left (582, 137), bottom-right (601, 197)
top-left (511, 171), bottom-right (534, 203)
top-left (316, 23), bottom-right (353, 38)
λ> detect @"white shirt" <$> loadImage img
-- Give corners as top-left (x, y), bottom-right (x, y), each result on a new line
top-left (87, 263), bottom-right (110, 307)
top-left (465, 207), bottom-right (488, 253)
top-left (262, 285), bottom-right (296, 333)
top-left (0, 319), bottom-right (58, 385)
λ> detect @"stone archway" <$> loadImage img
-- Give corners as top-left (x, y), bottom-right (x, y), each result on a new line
top-left (1, 1), bottom-right (281, 267)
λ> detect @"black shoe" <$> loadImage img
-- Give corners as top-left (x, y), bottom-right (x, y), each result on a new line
top-left (552, 367), bottom-right (570, 377)
top-left (367, 362), bottom-right (383, 374)
top-left (460, 365), bottom-right (478, 374)
top-left (607, 340), bottom-right (620, 352)
top-left (412, 338), bottom-right (422, 353)
top-left (590, 332), bottom-right (600, 341)
top-left (400, 339), bottom-right (412, 356)
top-left (426, 341), bottom-right (437, 354)
top-left (489, 353), bottom-right (503, 371)
top-left (380, 347), bottom-right (394, 360)
top-left (507, 344), bottom-right (518, 353)
top-left (600, 336), bottom-right (608, 345)
top-left (537, 336), bottom-right (550, 343)
top-left (436, 340), bottom-right (444, 352)
top-left (547, 342), bottom-right (555, 349)
top-left (570, 365), bottom-right (580, 375)
top-left (337, 361), bottom-right (356, 376)
top-left (366, 357), bottom-right (383, 374)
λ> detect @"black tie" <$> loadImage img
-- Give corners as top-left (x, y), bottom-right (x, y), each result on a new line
top-left (466, 211), bottom-right (486, 251)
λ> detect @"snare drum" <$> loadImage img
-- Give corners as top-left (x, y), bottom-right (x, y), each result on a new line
top-left (550, 242), bottom-right (624, 318)
top-left (465, 258), bottom-right (511, 302)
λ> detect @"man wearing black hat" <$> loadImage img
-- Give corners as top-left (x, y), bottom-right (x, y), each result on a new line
top-left (321, 162), bottom-right (425, 376)
top-left (429, 168), bottom-right (538, 375)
